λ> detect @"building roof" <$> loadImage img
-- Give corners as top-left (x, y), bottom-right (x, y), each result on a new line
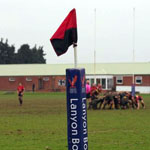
top-left (0, 62), bottom-right (150, 76)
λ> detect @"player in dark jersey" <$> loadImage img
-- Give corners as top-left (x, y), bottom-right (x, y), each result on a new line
top-left (102, 92), bottom-right (114, 109)
top-left (127, 92), bottom-right (135, 109)
top-left (113, 92), bottom-right (120, 109)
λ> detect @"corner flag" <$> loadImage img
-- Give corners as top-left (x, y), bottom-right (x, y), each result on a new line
top-left (50, 8), bottom-right (77, 56)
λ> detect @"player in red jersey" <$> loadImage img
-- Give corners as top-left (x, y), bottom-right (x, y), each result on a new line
top-left (17, 83), bottom-right (25, 106)
top-left (97, 83), bottom-right (102, 93)
top-left (135, 94), bottom-right (145, 109)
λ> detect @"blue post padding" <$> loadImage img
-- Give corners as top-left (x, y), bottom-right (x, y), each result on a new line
top-left (131, 84), bottom-right (135, 97)
top-left (66, 68), bottom-right (88, 150)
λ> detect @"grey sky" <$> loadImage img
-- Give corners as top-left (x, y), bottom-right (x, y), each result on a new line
top-left (0, 0), bottom-right (150, 64)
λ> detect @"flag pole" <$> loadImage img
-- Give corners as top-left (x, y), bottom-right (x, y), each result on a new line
top-left (94, 8), bottom-right (96, 84)
top-left (132, 7), bottom-right (136, 96)
top-left (73, 43), bottom-right (77, 68)
top-left (132, 7), bottom-right (135, 83)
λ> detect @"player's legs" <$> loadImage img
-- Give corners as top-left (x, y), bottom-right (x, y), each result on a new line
top-left (18, 96), bottom-right (23, 106)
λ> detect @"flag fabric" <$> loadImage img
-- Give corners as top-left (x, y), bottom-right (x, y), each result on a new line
top-left (50, 8), bottom-right (77, 56)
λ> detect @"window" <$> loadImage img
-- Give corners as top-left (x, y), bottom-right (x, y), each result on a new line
top-left (116, 76), bottom-right (123, 84)
top-left (135, 76), bottom-right (142, 84)
top-left (107, 78), bottom-right (113, 89)
top-left (58, 80), bottom-right (66, 86)
top-left (96, 78), bottom-right (101, 84)
top-left (43, 77), bottom-right (49, 81)
top-left (90, 78), bottom-right (94, 86)
top-left (26, 77), bottom-right (32, 81)
top-left (102, 78), bottom-right (106, 89)
top-left (9, 77), bottom-right (15, 82)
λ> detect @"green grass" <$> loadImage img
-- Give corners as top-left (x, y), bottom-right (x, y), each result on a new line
top-left (0, 92), bottom-right (150, 150)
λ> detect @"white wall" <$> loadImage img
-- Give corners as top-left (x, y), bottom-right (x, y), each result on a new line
top-left (116, 86), bottom-right (150, 93)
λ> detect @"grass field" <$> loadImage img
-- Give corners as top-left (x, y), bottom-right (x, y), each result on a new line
top-left (0, 92), bottom-right (150, 150)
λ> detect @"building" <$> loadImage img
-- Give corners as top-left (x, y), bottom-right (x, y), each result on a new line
top-left (0, 63), bottom-right (150, 93)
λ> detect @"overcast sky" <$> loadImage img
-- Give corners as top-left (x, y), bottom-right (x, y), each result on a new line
top-left (1, 0), bottom-right (150, 64)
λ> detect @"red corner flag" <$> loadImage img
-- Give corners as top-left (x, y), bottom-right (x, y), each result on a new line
top-left (50, 8), bottom-right (77, 56)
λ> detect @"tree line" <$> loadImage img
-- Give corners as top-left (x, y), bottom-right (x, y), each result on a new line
top-left (0, 38), bottom-right (46, 64)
